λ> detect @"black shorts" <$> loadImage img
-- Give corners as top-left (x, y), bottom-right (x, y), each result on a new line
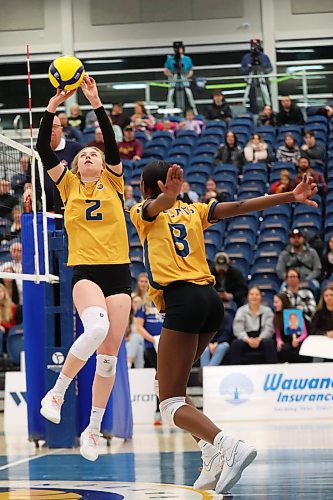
top-left (72, 264), bottom-right (132, 298)
top-left (163, 281), bottom-right (224, 334)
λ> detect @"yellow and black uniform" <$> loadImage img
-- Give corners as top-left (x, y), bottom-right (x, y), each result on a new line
top-left (36, 106), bottom-right (131, 298)
top-left (130, 199), bottom-right (224, 333)
top-left (56, 166), bottom-right (129, 266)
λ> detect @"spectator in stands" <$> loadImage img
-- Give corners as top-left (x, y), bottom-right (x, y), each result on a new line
top-left (270, 169), bottom-right (293, 194)
top-left (277, 229), bottom-right (322, 284)
top-left (110, 103), bottom-right (130, 130)
top-left (1, 242), bottom-right (23, 305)
top-left (214, 131), bottom-right (245, 168)
top-left (213, 252), bottom-right (248, 308)
top-left (201, 178), bottom-right (225, 203)
top-left (179, 181), bottom-right (199, 203)
top-left (68, 103), bottom-right (85, 131)
top-left (57, 112), bottom-right (82, 143)
top-left (257, 105), bottom-right (277, 127)
top-left (0, 268), bottom-right (19, 305)
top-left (300, 130), bottom-right (325, 166)
top-left (135, 293), bottom-right (163, 425)
top-left (6, 205), bottom-right (22, 240)
top-left (279, 268), bottom-right (316, 325)
top-left (205, 90), bottom-right (232, 122)
top-left (244, 134), bottom-right (269, 164)
top-left (292, 157), bottom-right (327, 194)
top-left (311, 286), bottom-right (333, 338)
top-left (276, 96), bottom-right (305, 126)
top-left (273, 292), bottom-right (307, 363)
top-left (276, 133), bottom-right (300, 164)
top-left (154, 120), bottom-right (177, 135)
top-left (84, 109), bottom-right (97, 129)
top-left (321, 236), bottom-right (333, 280)
top-left (130, 101), bottom-right (155, 136)
top-left (230, 286), bottom-right (277, 364)
top-left (179, 108), bottom-right (202, 134)
top-left (117, 125), bottom-right (143, 161)
top-left (200, 311), bottom-right (233, 367)
top-left (25, 113), bottom-right (82, 213)
top-left (0, 180), bottom-right (17, 219)
top-left (12, 155), bottom-right (29, 196)
top-left (0, 283), bottom-right (17, 351)
top-left (124, 185), bottom-right (137, 210)
top-left (86, 127), bottom-right (105, 153)
top-left (126, 273), bottom-right (149, 369)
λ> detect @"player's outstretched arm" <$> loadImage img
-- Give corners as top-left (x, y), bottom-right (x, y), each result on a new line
top-left (144, 165), bottom-right (183, 219)
top-left (36, 89), bottom-right (76, 183)
top-left (81, 76), bottom-right (122, 174)
top-left (212, 174), bottom-right (318, 220)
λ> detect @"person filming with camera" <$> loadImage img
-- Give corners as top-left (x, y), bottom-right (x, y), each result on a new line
top-left (164, 41), bottom-right (193, 79)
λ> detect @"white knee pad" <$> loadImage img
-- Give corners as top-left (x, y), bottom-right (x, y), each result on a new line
top-left (159, 397), bottom-right (187, 427)
top-left (70, 306), bottom-right (109, 361)
top-left (154, 380), bottom-right (159, 398)
top-left (96, 354), bottom-right (117, 378)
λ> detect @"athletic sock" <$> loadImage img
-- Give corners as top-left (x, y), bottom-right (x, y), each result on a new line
top-left (198, 439), bottom-right (217, 454)
top-left (89, 406), bottom-right (105, 431)
top-left (213, 431), bottom-right (226, 452)
top-left (52, 372), bottom-right (72, 397)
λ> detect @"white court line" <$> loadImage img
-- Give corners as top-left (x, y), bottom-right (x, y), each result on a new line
top-left (0, 448), bottom-right (64, 471)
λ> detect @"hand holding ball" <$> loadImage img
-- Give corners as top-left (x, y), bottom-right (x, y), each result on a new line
top-left (48, 56), bottom-right (85, 91)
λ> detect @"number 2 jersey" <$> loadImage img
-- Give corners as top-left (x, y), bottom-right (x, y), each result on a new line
top-left (130, 199), bottom-right (218, 312)
top-left (56, 166), bottom-right (130, 266)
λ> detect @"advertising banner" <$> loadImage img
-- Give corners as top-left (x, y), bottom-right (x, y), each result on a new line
top-left (203, 363), bottom-right (333, 421)
top-left (4, 371), bottom-right (27, 433)
top-left (128, 368), bottom-right (156, 424)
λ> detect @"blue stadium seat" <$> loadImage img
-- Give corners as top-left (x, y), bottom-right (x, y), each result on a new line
top-left (166, 155), bottom-right (189, 169)
top-left (188, 164), bottom-right (212, 176)
top-left (224, 242), bottom-right (253, 263)
top-left (251, 256), bottom-right (278, 273)
top-left (261, 214), bottom-right (291, 231)
top-left (293, 214), bottom-right (321, 231)
top-left (173, 137), bottom-right (196, 148)
top-left (168, 145), bottom-right (192, 156)
top-left (130, 234), bottom-right (142, 249)
top-left (237, 191), bottom-right (263, 201)
top-left (238, 180), bottom-right (266, 195)
top-left (205, 243), bottom-right (218, 262)
top-left (227, 215), bottom-right (259, 235)
top-left (255, 125), bottom-right (276, 138)
top-left (225, 229), bottom-right (256, 247)
top-left (278, 124), bottom-right (303, 135)
top-left (201, 126), bottom-right (224, 137)
top-left (250, 274), bottom-right (281, 293)
top-left (151, 132), bottom-right (174, 146)
top-left (130, 247), bottom-right (143, 261)
top-left (130, 261), bottom-right (146, 279)
top-left (228, 253), bottom-right (250, 276)
top-left (213, 163), bottom-right (238, 176)
top-left (213, 171), bottom-right (237, 185)
top-left (242, 173), bottom-right (268, 188)
top-left (257, 227), bottom-right (288, 246)
top-left (189, 155), bottom-right (214, 167)
top-left (176, 130), bottom-right (198, 140)
top-left (142, 146), bottom-right (166, 160)
top-left (193, 145), bottom-right (217, 156)
top-left (204, 230), bottom-right (222, 249)
top-left (135, 131), bottom-right (150, 147)
top-left (243, 162), bottom-right (268, 175)
top-left (187, 181), bottom-right (206, 197)
top-left (306, 115), bottom-right (328, 127)
top-left (215, 181), bottom-right (236, 201)
top-left (206, 220), bottom-right (225, 236)
top-left (197, 136), bottom-right (221, 147)
top-left (7, 324), bottom-right (23, 366)
top-left (186, 172), bottom-right (209, 185)
top-left (230, 118), bottom-right (254, 132)
top-left (205, 121), bottom-right (227, 132)
top-left (262, 204), bottom-right (292, 218)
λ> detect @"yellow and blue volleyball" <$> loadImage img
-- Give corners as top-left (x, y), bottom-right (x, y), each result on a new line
top-left (48, 56), bottom-right (85, 91)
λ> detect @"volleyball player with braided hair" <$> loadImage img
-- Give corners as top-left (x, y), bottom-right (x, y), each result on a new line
top-left (37, 76), bottom-right (131, 461)
top-left (130, 161), bottom-right (318, 494)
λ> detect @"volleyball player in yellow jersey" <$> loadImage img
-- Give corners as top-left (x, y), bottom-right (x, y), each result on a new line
top-left (130, 161), bottom-right (318, 494)
top-left (37, 76), bottom-right (131, 461)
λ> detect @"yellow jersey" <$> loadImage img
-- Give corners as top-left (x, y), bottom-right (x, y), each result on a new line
top-left (130, 199), bottom-right (218, 312)
top-left (56, 166), bottom-right (130, 266)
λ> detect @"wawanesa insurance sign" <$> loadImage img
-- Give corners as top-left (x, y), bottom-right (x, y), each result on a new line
top-left (203, 363), bottom-right (333, 421)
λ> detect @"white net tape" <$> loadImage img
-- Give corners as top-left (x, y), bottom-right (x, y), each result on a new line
top-left (0, 133), bottom-right (59, 284)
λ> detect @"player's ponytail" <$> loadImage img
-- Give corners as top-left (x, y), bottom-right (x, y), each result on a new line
top-left (142, 160), bottom-right (171, 198)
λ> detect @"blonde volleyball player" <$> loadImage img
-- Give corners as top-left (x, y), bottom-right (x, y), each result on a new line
top-left (130, 161), bottom-right (317, 494)
top-left (37, 76), bottom-right (131, 461)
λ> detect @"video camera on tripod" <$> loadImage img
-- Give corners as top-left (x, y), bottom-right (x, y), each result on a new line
top-left (250, 38), bottom-right (262, 67)
top-left (173, 41), bottom-right (184, 75)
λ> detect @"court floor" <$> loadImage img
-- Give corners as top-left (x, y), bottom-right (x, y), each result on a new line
top-left (0, 418), bottom-right (332, 499)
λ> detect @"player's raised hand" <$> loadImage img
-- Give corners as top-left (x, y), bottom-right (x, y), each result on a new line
top-left (47, 88), bottom-right (77, 112)
top-left (293, 174), bottom-right (318, 206)
top-left (80, 75), bottom-right (101, 106)
top-left (158, 164), bottom-right (183, 200)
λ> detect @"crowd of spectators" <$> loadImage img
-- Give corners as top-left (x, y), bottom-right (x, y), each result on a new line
top-left (2, 90), bottom-right (333, 370)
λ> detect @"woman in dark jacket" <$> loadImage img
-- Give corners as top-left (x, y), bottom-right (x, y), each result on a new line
top-left (321, 236), bottom-right (333, 280)
top-left (311, 286), bottom-right (333, 338)
top-left (214, 131), bottom-right (244, 168)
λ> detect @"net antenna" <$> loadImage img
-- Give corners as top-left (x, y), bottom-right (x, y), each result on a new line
top-left (0, 46), bottom-right (59, 283)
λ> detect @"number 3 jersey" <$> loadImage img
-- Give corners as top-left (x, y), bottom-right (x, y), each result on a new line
top-left (130, 199), bottom-right (218, 312)
top-left (56, 166), bottom-right (130, 266)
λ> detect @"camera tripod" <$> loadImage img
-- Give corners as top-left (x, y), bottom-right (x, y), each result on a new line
top-left (166, 73), bottom-right (198, 115)
top-left (243, 68), bottom-right (271, 113)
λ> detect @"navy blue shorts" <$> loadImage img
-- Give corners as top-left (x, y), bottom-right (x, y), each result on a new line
top-left (163, 281), bottom-right (224, 334)
top-left (72, 264), bottom-right (132, 298)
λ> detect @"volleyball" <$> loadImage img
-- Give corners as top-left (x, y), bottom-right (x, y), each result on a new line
top-left (48, 56), bottom-right (85, 91)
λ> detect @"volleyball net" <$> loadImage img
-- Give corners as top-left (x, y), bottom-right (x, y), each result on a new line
top-left (0, 133), bottom-right (59, 283)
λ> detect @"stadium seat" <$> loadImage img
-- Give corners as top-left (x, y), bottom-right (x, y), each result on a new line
top-left (213, 163), bottom-right (238, 176)
top-left (197, 136), bottom-right (221, 147)
top-left (189, 155), bottom-right (214, 167)
top-left (187, 164), bottom-right (212, 176)
top-left (130, 261), bottom-right (146, 279)
top-left (257, 227), bottom-right (288, 246)
top-left (227, 253), bottom-right (250, 276)
top-left (130, 247), bottom-right (143, 261)
top-left (142, 146), bottom-right (165, 160)
top-left (224, 242), bottom-right (253, 263)
top-left (176, 130), bottom-right (198, 140)
top-left (166, 155), bottom-right (189, 169)
top-left (243, 162), bottom-right (268, 174)
top-left (204, 230), bottom-right (222, 248)
top-left (151, 132), bottom-right (174, 147)
top-left (205, 121), bottom-right (227, 132)
top-left (201, 126), bottom-right (224, 138)
top-left (168, 145), bottom-right (192, 157)
top-left (205, 243), bottom-right (218, 262)
top-left (7, 324), bottom-right (23, 366)
top-left (186, 172), bottom-right (209, 185)
top-left (262, 204), bottom-right (292, 218)
top-left (227, 215), bottom-right (259, 235)
top-left (225, 229), bottom-right (256, 247)
top-left (193, 145), bottom-right (217, 156)
top-left (261, 214), bottom-right (291, 231)
top-left (173, 137), bottom-right (196, 148)
top-left (135, 131), bottom-right (150, 147)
